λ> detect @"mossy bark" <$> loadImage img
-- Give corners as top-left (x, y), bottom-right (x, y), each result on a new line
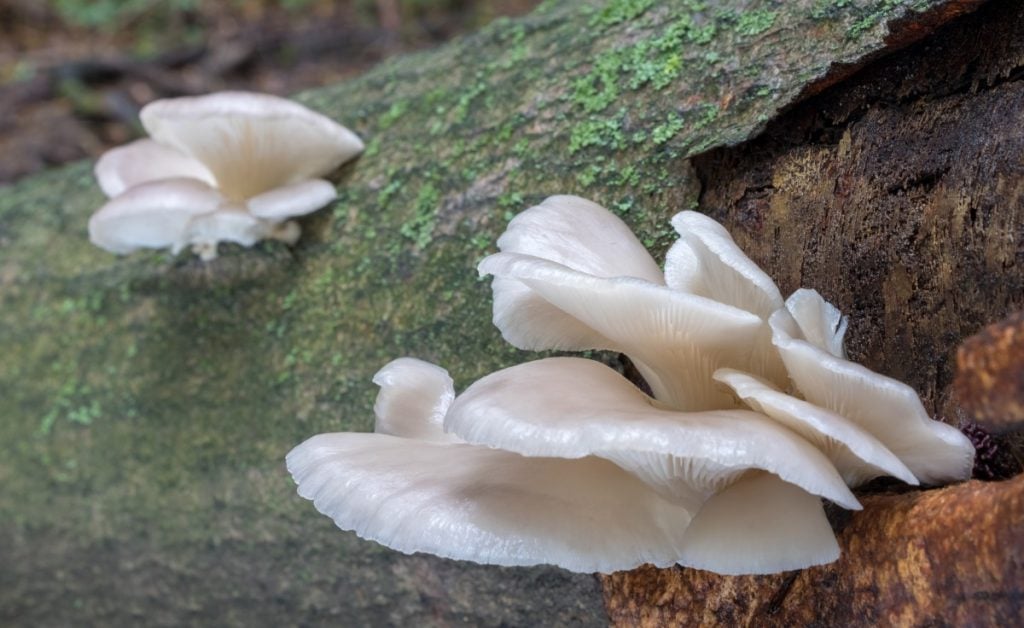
top-left (0, 0), bottom-right (1014, 625)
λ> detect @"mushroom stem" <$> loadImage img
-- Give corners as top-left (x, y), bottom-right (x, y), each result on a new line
top-left (270, 220), bottom-right (301, 246)
top-left (193, 242), bottom-right (219, 261)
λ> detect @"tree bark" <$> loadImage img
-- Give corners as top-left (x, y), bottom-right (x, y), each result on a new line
top-left (0, 0), bottom-right (1018, 625)
top-left (607, 0), bottom-right (1024, 623)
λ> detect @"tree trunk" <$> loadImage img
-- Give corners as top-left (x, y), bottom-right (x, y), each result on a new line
top-left (0, 0), bottom-right (1018, 625)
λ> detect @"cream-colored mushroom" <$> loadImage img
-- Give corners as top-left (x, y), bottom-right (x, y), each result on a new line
top-left (89, 91), bottom-right (363, 259)
top-left (289, 194), bottom-right (976, 577)
top-left (480, 252), bottom-right (764, 411)
top-left (769, 290), bottom-right (975, 484)
top-left (88, 178), bottom-right (223, 255)
top-left (287, 358), bottom-right (695, 574)
top-left (480, 196), bottom-right (973, 487)
top-left (443, 356), bottom-right (858, 574)
top-left (445, 357), bottom-right (859, 512)
top-left (713, 368), bottom-right (918, 486)
top-left (664, 210), bottom-right (783, 319)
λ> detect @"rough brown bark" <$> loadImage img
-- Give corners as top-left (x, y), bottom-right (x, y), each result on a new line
top-left (694, 0), bottom-right (1024, 418)
top-left (603, 0), bottom-right (1024, 623)
top-left (956, 311), bottom-right (1024, 433)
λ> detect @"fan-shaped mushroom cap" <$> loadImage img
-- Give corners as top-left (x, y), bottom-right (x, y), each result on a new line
top-left (140, 91), bottom-right (364, 201)
top-left (479, 253), bottom-right (764, 411)
top-left (769, 296), bottom-right (975, 484)
top-left (88, 178), bottom-right (222, 255)
top-left (445, 357), bottom-right (861, 511)
top-left (288, 436), bottom-right (694, 573)
top-left (371, 357), bottom-right (459, 443)
top-left (94, 138), bottom-right (216, 198)
top-left (183, 207), bottom-right (267, 261)
top-left (677, 472), bottom-right (840, 575)
top-left (665, 211), bottom-right (783, 319)
top-left (495, 195), bottom-right (664, 282)
top-left (483, 196), bottom-right (676, 390)
top-left (287, 358), bottom-right (694, 573)
top-left (714, 368), bottom-right (917, 486)
top-left (665, 210), bottom-right (788, 385)
top-left (784, 288), bottom-right (848, 358)
top-left (246, 179), bottom-right (337, 220)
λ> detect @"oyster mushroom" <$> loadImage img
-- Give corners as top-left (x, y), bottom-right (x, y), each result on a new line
top-left (89, 91), bottom-right (363, 259)
top-left (288, 195), bottom-right (975, 576)
top-left (480, 196), bottom-right (973, 488)
top-left (287, 358), bottom-right (696, 574)
top-left (769, 290), bottom-right (975, 484)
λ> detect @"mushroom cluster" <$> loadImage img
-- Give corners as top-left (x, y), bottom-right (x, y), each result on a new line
top-left (287, 195), bottom-right (975, 575)
top-left (89, 91), bottom-right (364, 260)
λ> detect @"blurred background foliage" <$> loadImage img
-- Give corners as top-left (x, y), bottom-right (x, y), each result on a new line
top-left (0, 0), bottom-right (538, 182)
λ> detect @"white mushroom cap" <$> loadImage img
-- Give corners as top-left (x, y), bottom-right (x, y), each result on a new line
top-left (88, 178), bottom-right (311, 259)
top-left (713, 368), bottom-right (918, 486)
top-left (665, 210), bottom-right (788, 385)
top-left (444, 357), bottom-right (861, 511)
top-left (94, 138), bottom-right (216, 198)
top-left (90, 92), bottom-right (362, 258)
top-left (371, 357), bottom-right (459, 443)
top-left (482, 195), bottom-right (674, 385)
top-left (495, 195), bottom-right (664, 282)
top-left (677, 472), bottom-right (840, 575)
top-left (784, 288), bottom-right (848, 358)
top-left (769, 295), bottom-right (975, 484)
top-left (288, 436), bottom-right (694, 573)
top-left (665, 211), bottom-right (783, 318)
top-left (479, 253), bottom-right (764, 411)
top-left (140, 91), bottom-right (364, 201)
top-left (184, 206), bottom-right (265, 254)
top-left (88, 178), bottom-right (222, 255)
top-left (286, 358), bottom-right (694, 573)
top-left (246, 179), bottom-right (338, 220)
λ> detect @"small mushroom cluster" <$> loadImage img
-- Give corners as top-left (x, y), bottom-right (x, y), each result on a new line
top-left (287, 195), bottom-right (975, 575)
top-left (89, 91), bottom-right (364, 260)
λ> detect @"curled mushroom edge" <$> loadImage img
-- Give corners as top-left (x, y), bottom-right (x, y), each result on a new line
top-left (89, 91), bottom-right (364, 260)
top-left (288, 195), bottom-right (975, 575)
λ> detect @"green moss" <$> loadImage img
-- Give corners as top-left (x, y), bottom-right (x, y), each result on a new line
top-left (377, 179), bottom-right (403, 207)
top-left (452, 81), bottom-right (488, 125)
top-left (497, 191), bottom-right (525, 209)
top-left (651, 112), bottom-right (684, 145)
top-left (811, 0), bottom-right (852, 19)
top-left (734, 9), bottom-right (778, 36)
top-left (846, 0), bottom-right (919, 38)
top-left (571, 10), bottom-right (719, 118)
top-left (590, 0), bottom-right (655, 28)
top-left (571, 53), bottom-right (622, 113)
top-left (399, 181), bottom-right (441, 248)
top-left (377, 99), bottom-right (409, 129)
top-left (39, 380), bottom-right (102, 435)
top-left (569, 111), bottom-right (626, 154)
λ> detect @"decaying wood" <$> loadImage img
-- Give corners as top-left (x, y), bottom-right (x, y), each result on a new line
top-left (956, 311), bottom-right (1024, 434)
